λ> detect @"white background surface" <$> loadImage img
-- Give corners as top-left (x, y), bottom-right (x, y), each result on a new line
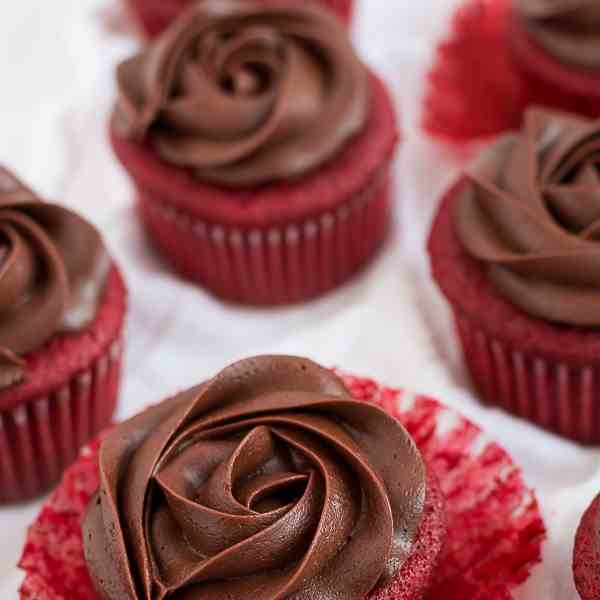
top-left (0, 1), bottom-right (597, 598)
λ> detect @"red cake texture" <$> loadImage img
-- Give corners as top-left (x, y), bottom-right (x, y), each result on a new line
top-left (574, 494), bottom-right (600, 600)
top-left (124, 0), bottom-right (354, 39)
top-left (0, 266), bottom-right (127, 503)
top-left (429, 179), bottom-right (600, 444)
top-left (19, 372), bottom-right (544, 600)
top-left (423, 0), bottom-right (600, 144)
top-left (112, 73), bottom-right (398, 305)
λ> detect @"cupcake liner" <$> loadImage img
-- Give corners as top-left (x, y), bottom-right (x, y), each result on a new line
top-left (138, 164), bottom-right (391, 305)
top-left (0, 339), bottom-right (123, 504)
top-left (422, 0), bottom-right (600, 144)
top-left (455, 311), bottom-right (600, 445)
top-left (19, 372), bottom-right (544, 600)
top-left (423, 0), bottom-right (523, 143)
top-left (124, 0), bottom-right (354, 39)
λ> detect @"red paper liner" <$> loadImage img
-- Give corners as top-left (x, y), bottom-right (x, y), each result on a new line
top-left (455, 311), bottom-right (600, 445)
top-left (19, 373), bottom-right (544, 600)
top-left (0, 340), bottom-right (123, 504)
top-left (124, 0), bottom-right (354, 39)
top-left (422, 0), bottom-right (600, 144)
top-left (573, 493), bottom-right (600, 600)
top-left (138, 165), bottom-right (391, 304)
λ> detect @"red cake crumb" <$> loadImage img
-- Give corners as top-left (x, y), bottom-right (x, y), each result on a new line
top-left (574, 494), bottom-right (600, 600)
top-left (19, 373), bottom-right (544, 600)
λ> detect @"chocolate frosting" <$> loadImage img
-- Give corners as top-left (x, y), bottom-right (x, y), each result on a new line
top-left (83, 356), bottom-right (426, 600)
top-left (115, 0), bottom-right (369, 186)
top-left (455, 108), bottom-right (600, 327)
top-left (515, 0), bottom-right (600, 69)
top-left (0, 167), bottom-right (108, 389)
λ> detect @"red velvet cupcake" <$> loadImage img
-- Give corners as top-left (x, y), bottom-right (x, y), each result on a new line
top-left (0, 167), bottom-right (127, 503)
top-left (124, 0), bottom-right (354, 39)
top-left (111, 0), bottom-right (397, 305)
top-left (574, 493), bottom-right (600, 600)
top-left (18, 356), bottom-right (544, 600)
top-left (429, 108), bottom-right (600, 444)
top-left (423, 0), bottom-right (600, 144)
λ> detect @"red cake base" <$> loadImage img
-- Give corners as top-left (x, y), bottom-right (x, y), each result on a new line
top-left (112, 73), bottom-right (398, 305)
top-left (429, 179), bottom-right (600, 444)
top-left (574, 494), bottom-right (600, 600)
top-left (423, 0), bottom-right (600, 144)
top-left (0, 266), bottom-right (127, 504)
top-left (19, 372), bottom-right (544, 599)
top-left (124, 0), bottom-right (354, 39)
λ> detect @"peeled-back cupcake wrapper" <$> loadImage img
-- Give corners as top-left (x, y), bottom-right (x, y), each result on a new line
top-left (138, 165), bottom-right (391, 304)
top-left (124, 0), bottom-right (354, 39)
top-left (19, 371), bottom-right (544, 600)
top-left (423, 0), bottom-right (600, 143)
top-left (455, 312), bottom-right (600, 445)
top-left (0, 339), bottom-right (123, 503)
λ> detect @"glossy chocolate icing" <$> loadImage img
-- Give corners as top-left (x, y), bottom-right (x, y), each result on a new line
top-left (0, 167), bottom-right (108, 388)
top-left (83, 355), bottom-right (426, 600)
top-left (455, 108), bottom-right (600, 326)
top-left (116, 0), bottom-right (369, 186)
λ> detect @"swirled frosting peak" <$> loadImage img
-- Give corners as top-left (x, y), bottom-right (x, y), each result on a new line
top-left (115, 0), bottom-right (369, 186)
top-left (0, 167), bottom-right (108, 389)
top-left (83, 356), bottom-right (426, 600)
top-left (515, 0), bottom-right (600, 69)
top-left (455, 108), bottom-right (600, 326)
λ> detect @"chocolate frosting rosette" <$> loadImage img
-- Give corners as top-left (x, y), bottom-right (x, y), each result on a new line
top-left (83, 356), bottom-right (427, 600)
top-left (455, 108), bottom-right (600, 326)
top-left (0, 167), bottom-right (127, 503)
top-left (116, 0), bottom-right (369, 186)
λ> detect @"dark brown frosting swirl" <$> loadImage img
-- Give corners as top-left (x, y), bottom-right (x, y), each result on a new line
top-left (0, 167), bottom-right (108, 389)
top-left (515, 0), bottom-right (600, 69)
top-left (83, 355), bottom-right (426, 600)
top-left (455, 108), bottom-right (600, 327)
top-left (115, 0), bottom-right (369, 186)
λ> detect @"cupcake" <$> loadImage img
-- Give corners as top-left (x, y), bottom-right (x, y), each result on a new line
top-left (124, 0), bottom-right (354, 39)
top-left (574, 493), bottom-right (600, 600)
top-left (429, 107), bottom-right (600, 444)
top-left (423, 0), bottom-right (600, 144)
top-left (19, 356), bottom-right (544, 599)
top-left (111, 0), bottom-right (398, 305)
top-left (0, 167), bottom-right (127, 503)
